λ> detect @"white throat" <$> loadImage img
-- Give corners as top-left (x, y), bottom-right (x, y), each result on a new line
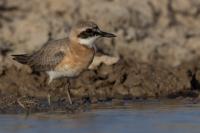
top-left (79, 36), bottom-right (99, 48)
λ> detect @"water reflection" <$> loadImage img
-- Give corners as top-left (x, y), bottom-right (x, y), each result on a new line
top-left (1, 101), bottom-right (200, 133)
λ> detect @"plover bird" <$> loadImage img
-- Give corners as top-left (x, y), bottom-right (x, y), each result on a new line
top-left (12, 21), bottom-right (116, 104)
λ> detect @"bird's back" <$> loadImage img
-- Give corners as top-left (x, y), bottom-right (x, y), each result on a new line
top-left (13, 38), bottom-right (70, 72)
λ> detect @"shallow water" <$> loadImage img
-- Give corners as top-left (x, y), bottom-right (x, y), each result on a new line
top-left (1, 101), bottom-right (200, 133)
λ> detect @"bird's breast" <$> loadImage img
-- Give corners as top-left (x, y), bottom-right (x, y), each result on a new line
top-left (55, 43), bottom-right (95, 77)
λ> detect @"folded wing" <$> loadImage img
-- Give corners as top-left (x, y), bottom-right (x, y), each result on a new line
top-left (12, 38), bottom-right (69, 72)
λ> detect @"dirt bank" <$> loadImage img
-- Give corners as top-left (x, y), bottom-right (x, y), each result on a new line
top-left (0, 56), bottom-right (200, 113)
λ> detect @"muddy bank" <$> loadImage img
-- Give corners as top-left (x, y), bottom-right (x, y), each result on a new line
top-left (0, 56), bottom-right (200, 113)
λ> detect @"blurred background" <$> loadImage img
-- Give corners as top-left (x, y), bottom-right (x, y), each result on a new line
top-left (1, 1), bottom-right (200, 132)
top-left (0, 0), bottom-right (200, 66)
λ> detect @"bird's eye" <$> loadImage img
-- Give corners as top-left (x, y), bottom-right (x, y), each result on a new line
top-left (94, 26), bottom-right (99, 30)
top-left (78, 28), bottom-right (96, 38)
top-left (86, 29), bottom-right (93, 33)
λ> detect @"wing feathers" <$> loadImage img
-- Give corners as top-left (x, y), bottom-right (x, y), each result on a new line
top-left (12, 38), bottom-right (69, 72)
top-left (12, 54), bottom-right (30, 64)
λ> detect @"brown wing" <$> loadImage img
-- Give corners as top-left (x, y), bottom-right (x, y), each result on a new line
top-left (27, 38), bottom-right (69, 71)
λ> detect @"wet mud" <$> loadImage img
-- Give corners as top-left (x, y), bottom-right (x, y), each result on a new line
top-left (0, 57), bottom-right (200, 113)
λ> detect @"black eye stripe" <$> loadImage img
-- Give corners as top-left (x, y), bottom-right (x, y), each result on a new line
top-left (78, 28), bottom-right (98, 38)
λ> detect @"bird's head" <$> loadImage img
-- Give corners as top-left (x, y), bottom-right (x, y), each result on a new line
top-left (69, 21), bottom-right (116, 48)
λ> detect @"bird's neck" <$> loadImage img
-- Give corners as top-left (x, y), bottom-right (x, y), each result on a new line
top-left (78, 37), bottom-right (97, 48)
top-left (70, 40), bottom-right (95, 53)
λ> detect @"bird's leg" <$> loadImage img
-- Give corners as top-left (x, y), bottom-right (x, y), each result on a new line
top-left (65, 78), bottom-right (72, 104)
top-left (46, 77), bottom-right (53, 106)
top-left (47, 93), bottom-right (51, 105)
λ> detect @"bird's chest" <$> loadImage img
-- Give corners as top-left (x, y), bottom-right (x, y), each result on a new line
top-left (56, 45), bottom-right (94, 77)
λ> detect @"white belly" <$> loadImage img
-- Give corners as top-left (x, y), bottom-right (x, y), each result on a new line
top-left (47, 69), bottom-right (80, 84)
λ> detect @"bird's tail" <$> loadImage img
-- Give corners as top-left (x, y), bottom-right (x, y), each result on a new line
top-left (12, 54), bottom-right (30, 64)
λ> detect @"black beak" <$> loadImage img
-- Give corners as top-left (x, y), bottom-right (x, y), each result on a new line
top-left (97, 30), bottom-right (116, 38)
